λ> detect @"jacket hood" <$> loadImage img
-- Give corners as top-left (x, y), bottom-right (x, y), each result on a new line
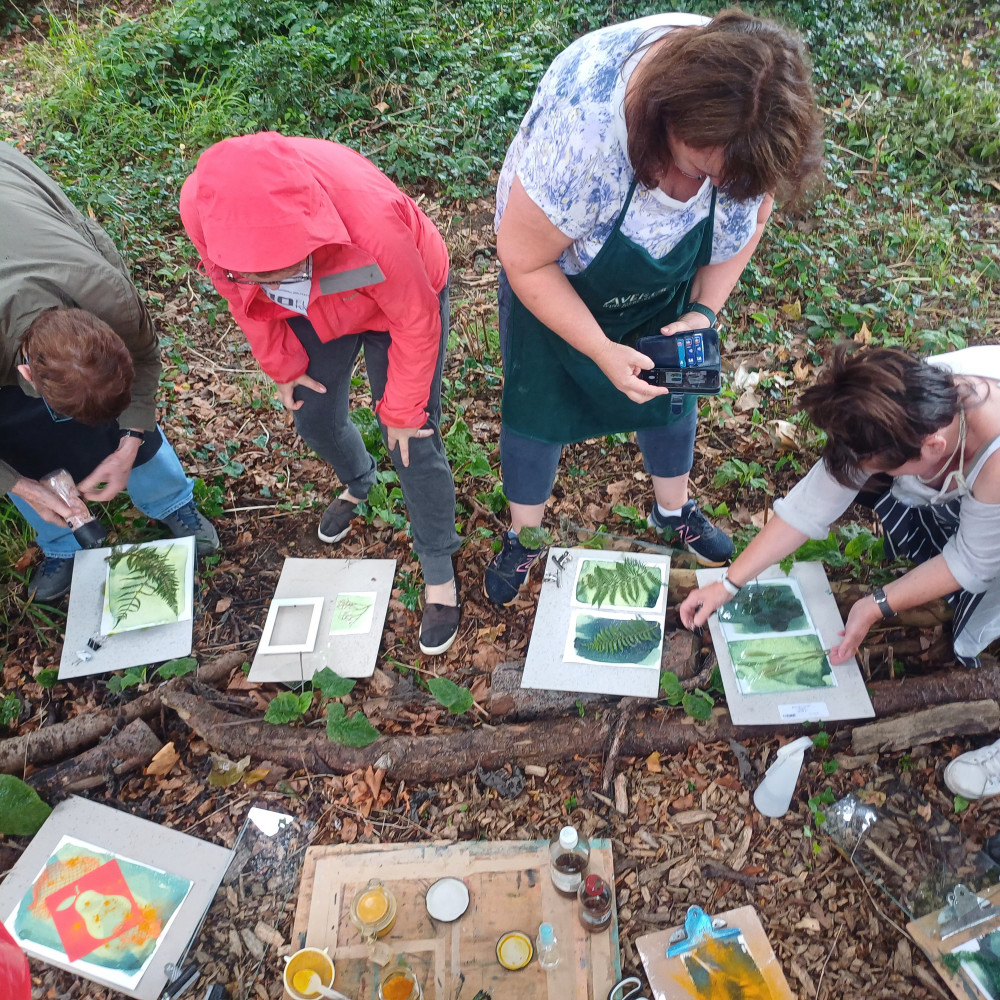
top-left (188, 133), bottom-right (344, 272)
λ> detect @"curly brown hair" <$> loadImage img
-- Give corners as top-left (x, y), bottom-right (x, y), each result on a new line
top-left (798, 345), bottom-right (964, 487)
top-left (21, 308), bottom-right (133, 424)
top-left (625, 9), bottom-right (824, 202)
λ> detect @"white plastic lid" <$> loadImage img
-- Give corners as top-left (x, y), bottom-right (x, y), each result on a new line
top-left (538, 922), bottom-right (555, 945)
top-left (559, 826), bottom-right (579, 850)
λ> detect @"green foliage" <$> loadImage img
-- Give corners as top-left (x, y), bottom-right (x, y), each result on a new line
top-left (682, 689), bottom-right (715, 721)
top-left (0, 774), bottom-right (52, 836)
top-left (517, 526), bottom-right (554, 550)
top-left (807, 786), bottom-right (837, 827)
top-left (954, 794), bottom-right (971, 814)
top-left (659, 670), bottom-right (684, 705)
top-left (712, 458), bottom-right (769, 494)
top-left (313, 667), bottom-right (357, 699)
top-left (395, 570), bottom-right (422, 612)
top-left (612, 503), bottom-right (648, 530)
top-left (107, 666), bottom-right (147, 692)
top-left (264, 690), bottom-right (314, 724)
top-left (719, 583), bottom-right (808, 632)
top-left (107, 544), bottom-right (180, 628)
top-left (358, 470), bottom-right (408, 532)
top-left (349, 407), bottom-right (387, 459)
top-left (812, 731), bottom-right (831, 751)
top-left (584, 616), bottom-right (660, 658)
top-left (157, 656), bottom-right (198, 679)
top-left (427, 675), bottom-right (474, 715)
top-left (822, 759), bottom-right (839, 775)
top-left (1, 694), bottom-right (21, 728)
top-left (443, 417), bottom-right (494, 481)
top-left (36, 669), bottom-right (60, 690)
top-left (577, 557), bottom-right (663, 609)
top-left (326, 703), bottom-right (380, 746)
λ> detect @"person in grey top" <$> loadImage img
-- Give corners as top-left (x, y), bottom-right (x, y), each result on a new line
top-left (0, 141), bottom-right (217, 601)
top-left (680, 344), bottom-right (1000, 668)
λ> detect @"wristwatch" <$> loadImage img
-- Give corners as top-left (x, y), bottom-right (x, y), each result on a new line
top-left (685, 302), bottom-right (717, 327)
top-left (872, 586), bottom-right (895, 619)
top-left (720, 573), bottom-right (742, 597)
top-left (119, 428), bottom-right (145, 442)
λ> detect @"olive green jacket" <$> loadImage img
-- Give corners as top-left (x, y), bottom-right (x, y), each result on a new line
top-left (0, 141), bottom-right (161, 494)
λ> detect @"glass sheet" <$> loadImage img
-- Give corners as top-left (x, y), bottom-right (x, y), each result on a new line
top-left (823, 777), bottom-right (1000, 920)
top-left (172, 808), bottom-right (317, 999)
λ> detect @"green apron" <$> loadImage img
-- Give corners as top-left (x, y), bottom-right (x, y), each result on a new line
top-left (502, 180), bottom-right (716, 444)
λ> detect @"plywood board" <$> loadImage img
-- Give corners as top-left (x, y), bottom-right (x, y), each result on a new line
top-left (290, 839), bottom-right (621, 1000)
top-left (248, 557), bottom-right (396, 682)
top-left (522, 547), bottom-right (669, 698)
top-left (60, 537), bottom-right (195, 678)
top-left (636, 906), bottom-right (793, 999)
top-left (699, 561), bottom-right (874, 725)
top-left (908, 883), bottom-right (1000, 1000)
top-left (0, 797), bottom-right (230, 1000)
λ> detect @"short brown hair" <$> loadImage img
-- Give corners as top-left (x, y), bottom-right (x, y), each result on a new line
top-left (625, 9), bottom-right (824, 202)
top-left (21, 308), bottom-right (133, 424)
top-left (798, 345), bottom-right (962, 487)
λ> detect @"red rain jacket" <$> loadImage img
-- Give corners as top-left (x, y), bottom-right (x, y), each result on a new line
top-left (180, 134), bottom-right (449, 428)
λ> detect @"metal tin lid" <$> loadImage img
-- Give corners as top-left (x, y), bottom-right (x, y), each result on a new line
top-left (496, 931), bottom-right (533, 970)
top-left (583, 874), bottom-right (605, 896)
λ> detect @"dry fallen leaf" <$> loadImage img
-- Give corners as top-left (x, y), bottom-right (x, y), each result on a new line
top-left (780, 299), bottom-right (802, 319)
top-left (646, 751), bottom-right (662, 774)
top-left (854, 321), bottom-right (873, 345)
top-left (145, 742), bottom-right (180, 777)
top-left (795, 916), bottom-right (822, 932)
top-left (767, 419), bottom-right (800, 451)
top-left (215, 596), bottom-right (233, 613)
top-left (792, 358), bottom-right (812, 381)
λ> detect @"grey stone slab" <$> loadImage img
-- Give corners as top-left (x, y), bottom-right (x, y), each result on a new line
top-left (0, 796), bottom-right (231, 1000)
top-left (521, 547), bottom-right (668, 698)
top-left (59, 538), bottom-right (195, 679)
top-left (247, 557), bottom-right (396, 682)
top-left (699, 561), bottom-right (875, 726)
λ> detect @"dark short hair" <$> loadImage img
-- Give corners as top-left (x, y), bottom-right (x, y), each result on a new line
top-left (21, 308), bottom-right (133, 424)
top-left (625, 9), bottom-right (824, 202)
top-left (798, 345), bottom-right (961, 486)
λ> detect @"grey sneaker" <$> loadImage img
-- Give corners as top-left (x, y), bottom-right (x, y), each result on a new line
top-left (649, 499), bottom-right (733, 567)
top-left (28, 556), bottom-right (73, 602)
top-left (419, 603), bottom-right (461, 656)
top-left (318, 497), bottom-right (361, 543)
top-left (944, 738), bottom-right (1000, 800)
top-left (160, 502), bottom-right (220, 556)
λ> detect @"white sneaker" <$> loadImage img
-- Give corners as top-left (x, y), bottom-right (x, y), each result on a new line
top-left (944, 738), bottom-right (1000, 800)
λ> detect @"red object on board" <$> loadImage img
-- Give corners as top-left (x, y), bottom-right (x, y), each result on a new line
top-left (0, 921), bottom-right (31, 1000)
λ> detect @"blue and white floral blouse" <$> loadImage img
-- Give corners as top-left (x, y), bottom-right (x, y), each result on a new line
top-left (495, 13), bottom-right (764, 276)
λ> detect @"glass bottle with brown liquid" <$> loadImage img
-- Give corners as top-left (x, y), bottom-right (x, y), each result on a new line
top-left (578, 874), bottom-right (613, 933)
top-left (549, 825), bottom-right (590, 896)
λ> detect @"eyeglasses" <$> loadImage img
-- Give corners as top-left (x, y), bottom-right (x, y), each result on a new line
top-left (225, 259), bottom-right (312, 287)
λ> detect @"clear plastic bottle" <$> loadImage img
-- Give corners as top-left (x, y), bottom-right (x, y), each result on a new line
top-left (578, 874), bottom-right (613, 933)
top-left (549, 825), bottom-right (590, 896)
top-left (535, 922), bottom-right (560, 970)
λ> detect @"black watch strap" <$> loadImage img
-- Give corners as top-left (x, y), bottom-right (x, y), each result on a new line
top-left (119, 428), bottom-right (145, 442)
top-left (872, 586), bottom-right (894, 619)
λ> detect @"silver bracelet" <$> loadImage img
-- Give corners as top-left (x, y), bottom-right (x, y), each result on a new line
top-left (720, 574), bottom-right (742, 597)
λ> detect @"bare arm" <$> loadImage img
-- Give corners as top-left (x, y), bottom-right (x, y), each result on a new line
top-left (496, 178), bottom-right (669, 404)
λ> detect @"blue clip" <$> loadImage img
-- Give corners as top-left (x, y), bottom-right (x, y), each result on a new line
top-left (666, 906), bottom-right (741, 958)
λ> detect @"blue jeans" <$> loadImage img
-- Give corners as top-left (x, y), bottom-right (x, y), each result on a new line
top-left (8, 427), bottom-right (194, 559)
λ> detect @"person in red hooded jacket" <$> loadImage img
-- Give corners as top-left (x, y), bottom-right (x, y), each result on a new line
top-left (180, 133), bottom-right (461, 654)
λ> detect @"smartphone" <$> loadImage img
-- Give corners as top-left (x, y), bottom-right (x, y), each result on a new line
top-left (635, 329), bottom-right (722, 394)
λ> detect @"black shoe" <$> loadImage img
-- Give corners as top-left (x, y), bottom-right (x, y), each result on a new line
top-left (318, 497), bottom-right (360, 543)
top-left (419, 602), bottom-right (461, 655)
top-left (28, 556), bottom-right (73, 602)
top-left (649, 500), bottom-right (733, 566)
top-left (160, 501), bottom-right (220, 556)
top-left (484, 531), bottom-right (542, 606)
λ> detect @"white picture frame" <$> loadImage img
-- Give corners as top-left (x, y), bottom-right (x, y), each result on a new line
top-left (258, 597), bottom-right (324, 654)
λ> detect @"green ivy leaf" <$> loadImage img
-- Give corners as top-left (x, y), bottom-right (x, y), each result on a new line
top-left (107, 667), bottom-right (146, 693)
top-left (954, 794), bottom-right (970, 814)
top-left (659, 670), bottom-right (684, 706)
top-left (0, 774), bottom-right (52, 836)
top-left (517, 525), bottom-right (554, 550)
top-left (326, 704), bottom-right (380, 747)
top-left (812, 731), bottom-right (831, 750)
top-left (264, 690), bottom-right (314, 724)
top-left (681, 689), bottom-right (714, 721)
top-left (157, 657), bottom-right (198, 679)
top-left (36, 669), bottom-right (60, 690)
top-left (1, 694), bottom-right (21, 728)
top-left (313, 667), bottom-right (356, 699)
top-left (427, 676), bottom-right (474, 715)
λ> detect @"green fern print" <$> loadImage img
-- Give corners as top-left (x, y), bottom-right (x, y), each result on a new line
top-left (107, 544), bottom-right (181, 629)
top-left (574, 614), bottom-right (663, 665)
top-left (576, 557), bottom-right (663, 609)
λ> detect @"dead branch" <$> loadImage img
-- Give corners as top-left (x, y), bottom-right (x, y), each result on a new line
top-left (851, 699), bottom-right (1000, 754)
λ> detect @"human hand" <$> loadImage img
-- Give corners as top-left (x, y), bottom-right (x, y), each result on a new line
top-left (660, 311), bottom-right (714, 337)
top-left (9, 476), bottom-right (83, 526)
top-left (385, 424), bottom-right (434, 467)
top-left (679, 581), bottom-right (731, 630)
top-left (276, 374), bottom-right (326, 411)
top-left (78, 435), bottom-right (142, 501)
top-left (592, 340), bottom-right (670, 404)
top-left (829, 596), bottom-right (882, 663)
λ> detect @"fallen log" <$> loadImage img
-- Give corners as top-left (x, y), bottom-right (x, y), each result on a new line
top-left (851, 700), bottom-right (1000, 754)
top-left (0, 651), bottom-right (245, 776)
top-left (26, 718), bottom-right (162, 799)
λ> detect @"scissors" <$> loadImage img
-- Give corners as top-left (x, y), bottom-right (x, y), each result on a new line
top-left (608, 976), bottom-right (649, 1000)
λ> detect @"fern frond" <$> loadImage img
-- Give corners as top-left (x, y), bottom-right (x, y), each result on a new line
top-left (578, 557), bottom-right (662, 608)
top-left (107, 544), bottom-right (181, 627)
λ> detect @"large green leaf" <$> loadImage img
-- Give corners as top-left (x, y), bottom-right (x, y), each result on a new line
top-left (326, 704), bottom-right (380, 747)
top-left (313, 667), bottom-right (356, 699)
top-left (682, 689), bottom-right (715, 722)
top-left (427, 676), bottom-right (474, 715)
top-left (264, 690), bottom-right (314, 724)
top-left (0, 775), bottom-right (52, 836)
top-left (157, 656), bottom-right (198, 679)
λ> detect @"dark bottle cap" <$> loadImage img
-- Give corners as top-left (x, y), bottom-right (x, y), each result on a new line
top-left (72, 519), bottom-right (108, 549)
top-left (583, 874), bottom-right (605, 896)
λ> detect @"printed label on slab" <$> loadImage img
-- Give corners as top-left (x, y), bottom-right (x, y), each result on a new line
top-left (778, 701), bottom-right (830, 721)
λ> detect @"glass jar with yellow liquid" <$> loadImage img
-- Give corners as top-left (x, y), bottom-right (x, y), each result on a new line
top-left (377, 960), bottom-right (422, 1000)
top-left (349, 879), bottom-right (397, 941)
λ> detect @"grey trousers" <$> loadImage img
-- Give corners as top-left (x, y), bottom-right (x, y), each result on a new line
top-left (287, 286), bottom-right (459, 585)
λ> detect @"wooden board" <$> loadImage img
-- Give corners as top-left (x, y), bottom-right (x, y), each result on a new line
top-left (907, 883), bottom-right (1000, 1000)
top-left (635, 906), bottom-right (793, 999)
top-left (290, 839), bottom-right (621, 1000)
